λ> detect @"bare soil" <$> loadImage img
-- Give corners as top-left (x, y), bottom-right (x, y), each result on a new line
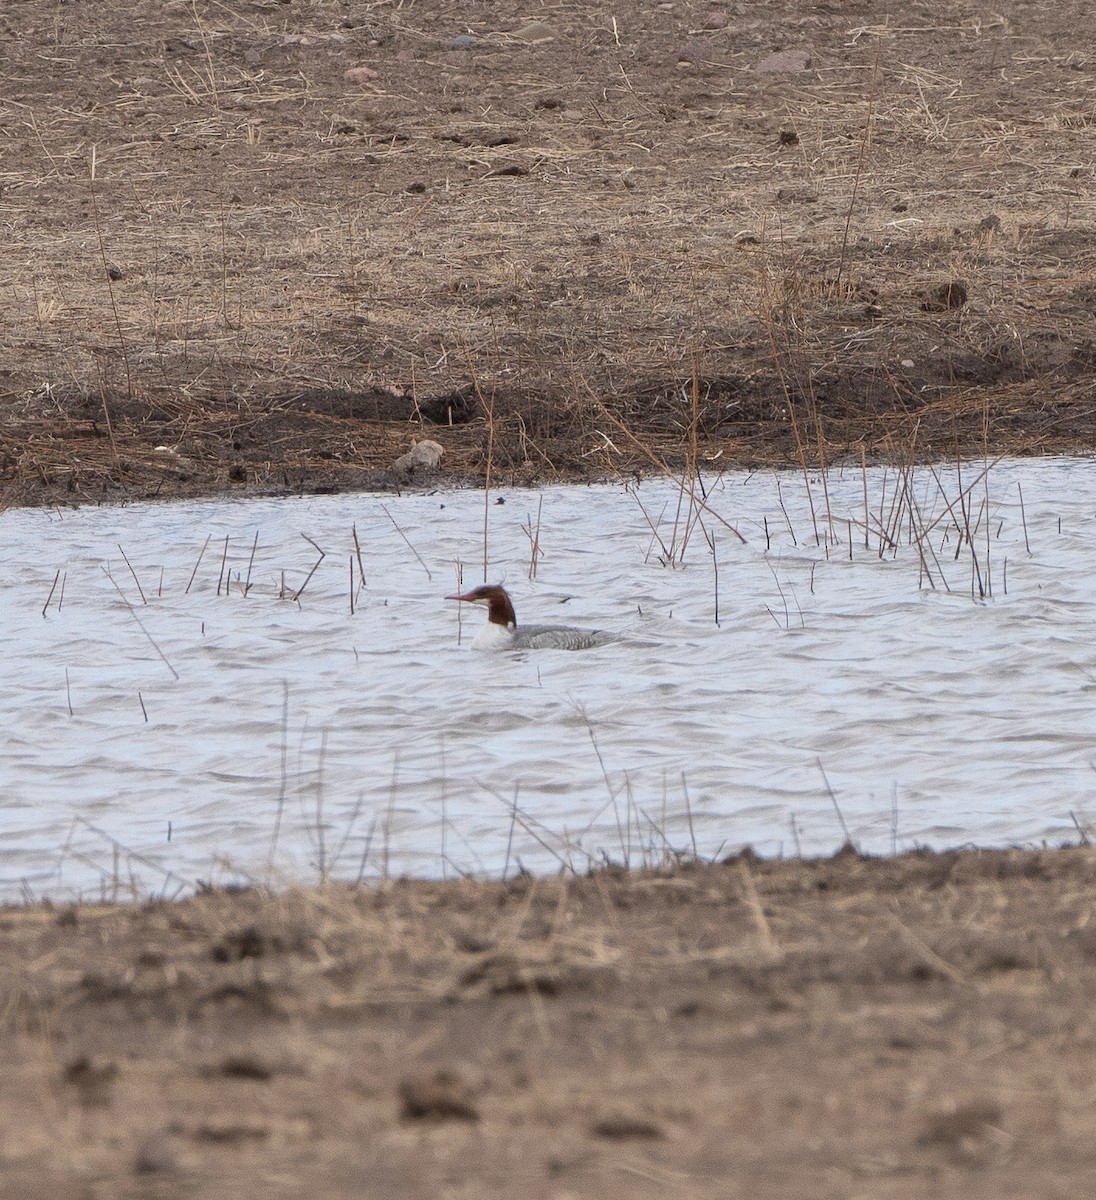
top-left (1, 0), bottom-right (1094, 507)
top-left (6, 848), bottom-right (1096, 1198)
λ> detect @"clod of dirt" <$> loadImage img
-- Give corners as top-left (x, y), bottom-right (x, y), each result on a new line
top-left (775, 187), bottom-right (817, 204)
top-left (778, 129), bottom-right (799, 145)
top-left (192, 980), bottom-right (283, 1016)
top-left (918, 1098), bottom-right (1004, 1148)
top-left (590, 1112), bottom-right (666, 1140)
top-left (214, 1055), bottom-right (274, 1081)
top-left (453, 929), bottom-right (496, 954)
top-left (63, 1055), bottom-right (119, 1107)
top-left (459, 951), bottom-right (561, 996)
top-left (398, 1070), bottom-right (480, 1122)
top-left (79, 972), bottom-right (133, 1002)
top-left (343, 65), bottom-right (379, 84)
top-left (194, 1122), bottom-right (271, 1144)
top-left (210, 925), bottom-right (276, 962)
top-left (757, 49), bottom-right (812, 73)
top-left (921, 281), bottom-right (969, 312)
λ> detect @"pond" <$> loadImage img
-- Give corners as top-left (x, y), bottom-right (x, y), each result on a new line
top-left (3, 456), bottom-right (1094, 900)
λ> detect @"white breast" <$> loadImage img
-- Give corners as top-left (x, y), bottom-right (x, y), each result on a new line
top-left (471, 621), bottom-right (518, 651)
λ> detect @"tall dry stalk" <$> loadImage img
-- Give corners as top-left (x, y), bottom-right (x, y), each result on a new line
top-left (88, 145), bottom-right (129, 462)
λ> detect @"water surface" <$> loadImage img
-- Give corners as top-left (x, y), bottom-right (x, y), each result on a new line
top-left (3, 457), bottom-right (1094, 899)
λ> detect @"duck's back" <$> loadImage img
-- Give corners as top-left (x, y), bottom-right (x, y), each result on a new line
top-left (511, 624), bottom-right (613, 651)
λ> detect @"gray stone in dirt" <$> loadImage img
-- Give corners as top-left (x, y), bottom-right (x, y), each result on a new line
top-left (393, 440), bottom-right (444, 476)
top-left (451, 34), bottom-right (479, 50)
top-left (757, 49), bottom-right (812, 73)
top-left (511, 21), bottom-right (555, 43)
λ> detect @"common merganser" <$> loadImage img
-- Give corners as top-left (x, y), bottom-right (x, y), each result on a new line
top-left (446, 584), bottom-right (612, 651)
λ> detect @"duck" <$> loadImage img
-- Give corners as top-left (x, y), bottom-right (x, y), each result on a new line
top-left (446, 584), bottom-right (612, 651)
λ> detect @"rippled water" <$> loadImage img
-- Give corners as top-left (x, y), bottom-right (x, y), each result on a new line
top-left (4, 456), bottom-right (1095, 900)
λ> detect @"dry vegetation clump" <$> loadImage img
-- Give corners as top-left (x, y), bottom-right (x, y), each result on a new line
top-left (0, 0), bottom-right (1094, 506)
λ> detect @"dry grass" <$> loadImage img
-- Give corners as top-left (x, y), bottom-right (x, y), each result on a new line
top-left (4, 848), bottom-right (1096, 1196)
top-left (0, 0), bottom-right (1093, 506)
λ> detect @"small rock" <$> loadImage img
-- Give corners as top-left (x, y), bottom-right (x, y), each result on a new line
top-left (194, 1122), bottom-right (270, 1144)
top-left (676, 39), bottom-right (709, 66)
top-left (590, 1112), bottom-right (666, 1140)
top-left (343, 65), bottom-right (379, 84)
top-left (451, 34), bottom-right (479, 50)
top-left (757, 49), bottom-right (812, 73)
top-left (393, 439), bottom-right (444, 475)
top-left (399, 1070), bottom-right (480, 1122)
top-left (216, 1055), bottom-right (273, 1081)
top-left (703, 11), bottom-right (729, 29)
top-left (512, 21), bottom-right (554, 42)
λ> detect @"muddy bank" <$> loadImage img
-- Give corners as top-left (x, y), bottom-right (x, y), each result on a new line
top-left (5, 847), bottom-right (1096, 1197)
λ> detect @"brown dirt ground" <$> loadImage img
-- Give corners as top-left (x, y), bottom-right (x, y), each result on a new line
top-left (6, 848), bottom-right (1096, 1198)
top-left (1, 0), bottom-right (1094, 507)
